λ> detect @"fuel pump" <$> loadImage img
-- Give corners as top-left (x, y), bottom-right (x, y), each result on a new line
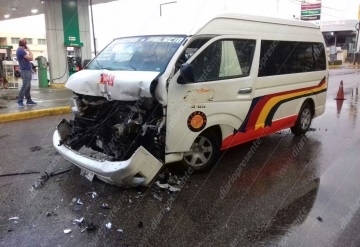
top-left (66, 46), bottom-right (82, 76)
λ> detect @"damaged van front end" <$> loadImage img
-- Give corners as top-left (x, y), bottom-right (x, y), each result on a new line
top-left (53, 35), bottom-right (185, 187)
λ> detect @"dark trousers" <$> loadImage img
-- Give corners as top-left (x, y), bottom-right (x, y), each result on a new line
top-left (18, 70), bottom-right (32, 102)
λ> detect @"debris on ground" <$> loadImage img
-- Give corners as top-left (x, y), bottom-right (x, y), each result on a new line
top-left (117, 229), bottom-right (124, 234)
top-left (138, 221), bottom-right (144, 228)
top-left (81, 222), bottom-right (96, 233)
top-left (165, 207), bottom-right (171, 213)
top-left (76, 199), bottom-right (83, 205)
top-left (105, 222), bottom-right (112, 229)
top-left (9, 217), bottom-right (19, 220)
top-left (74, 217), bottom-right (84, 224)
top-left (101, 203), bottom-right (110, 209)
top-left (317, 217), bottom-right (323, 222)
top-left (72, 198), bottom-right (77, 203)
top-left (64, 229), bottom-right (72, 234)
top-left (32, 168), bottom-right (72, 190)
top-left (45, 212), bottom-right (57, 217)
top-left (156, 181), bottom-right (181, 192)
top-left (153, 193), bottom-right (163, 202)
top-left (87, 192), bottom-right (98, 199)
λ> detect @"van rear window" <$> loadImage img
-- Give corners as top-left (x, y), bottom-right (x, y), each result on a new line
top-left (258, 41), bottom-right (326, 77)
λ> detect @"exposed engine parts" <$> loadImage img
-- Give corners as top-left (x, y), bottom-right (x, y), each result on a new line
top-left (59, 94), bottom-right (165, 161)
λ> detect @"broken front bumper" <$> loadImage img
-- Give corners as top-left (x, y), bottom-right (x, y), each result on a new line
top-left (52, 130), bottom-right (163, 187)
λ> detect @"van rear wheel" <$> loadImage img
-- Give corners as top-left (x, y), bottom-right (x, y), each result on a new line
top-left (291, 103), bottom-right (313, 136)
top-left (182, 131), bottom-right (220, 172)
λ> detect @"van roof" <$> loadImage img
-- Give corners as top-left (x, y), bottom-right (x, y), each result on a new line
top-left (118, 13), bottom-right (319, 37)
top-left (208, 13), bottom-right (318, 30)
top-left (190, 13), bottom-right (320, 36)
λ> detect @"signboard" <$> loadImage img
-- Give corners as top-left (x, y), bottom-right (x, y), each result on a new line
top-left (61, 0), bottom-right (83, 47)
top-left (301, 2), bottom-right (321, 22)
top-left (0, 45), bottom-right (13, 49)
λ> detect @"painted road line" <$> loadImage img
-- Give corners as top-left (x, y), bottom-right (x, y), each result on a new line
top-left (0, 106), bottom-right (71, 123)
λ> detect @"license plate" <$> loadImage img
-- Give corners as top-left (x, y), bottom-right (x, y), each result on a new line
top-left (80, 169), bottom-right (95, 182)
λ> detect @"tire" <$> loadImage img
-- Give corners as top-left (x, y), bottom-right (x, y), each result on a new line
top-left (291, 102), bottom-right (313, 136)
top-left (182, 130), bottom-right (220, 172)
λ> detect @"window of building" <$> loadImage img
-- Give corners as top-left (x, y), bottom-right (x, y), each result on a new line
top-left (258, 41), bottom-right (326, 77)
top-left (38, 39), bottom-right (46, 45)
top-left (190, 39), bottom-right (256, 82)
top-left (11, 38), bottom-right (20, 44)
top-left (24, 38), bottom-right (33, 45)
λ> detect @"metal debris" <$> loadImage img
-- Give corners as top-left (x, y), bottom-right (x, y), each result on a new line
top-left (129, 199), bottom-right (132, 204)
top-left (64, 229), bottom-right (72, 234)
top-left (168, 185), bottom-right (181, 192)
top-left (87, 192), bottom-right (98, 199)
top-left (105, 222), bottom-right (112, 229)
top-left (117, 229), bottom-right (124, 234)
top-left (156, 181), bottom-right (168, 189)
top-left (165, 207), bottom-right (171, 213)
top-left (101, 203), bottom-right (110, 209)
top-left (153, 193), bottom-right (163, 202)
top-left (156, 181), bottom-right (181, 192)
top-left (9, 217), bottom-right (19, 220)
top-left (74, 217), bottom-right (84, 224)
top-left (76, 199), bottom-right (83, 205)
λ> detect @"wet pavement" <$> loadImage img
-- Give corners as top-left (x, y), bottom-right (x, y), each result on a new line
top-left (0, 69), bottom-right (360, 247)
top-left (0, 79), bottom-right (72, 115)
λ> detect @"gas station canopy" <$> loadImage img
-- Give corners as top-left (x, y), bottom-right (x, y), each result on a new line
top-left (0, 0), bottom-right (117, 21)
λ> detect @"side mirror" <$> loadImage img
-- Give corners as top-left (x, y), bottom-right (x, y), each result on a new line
top-left (177, 63), bottom-right (195, 84)
top-left (83, 59), bottom-right (91, 68)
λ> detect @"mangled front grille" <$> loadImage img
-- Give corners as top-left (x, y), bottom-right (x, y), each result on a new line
top-left (58, 94), bottom-right (165, 162)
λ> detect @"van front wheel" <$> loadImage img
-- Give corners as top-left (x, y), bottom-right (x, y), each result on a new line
top-left (182, 131), bottom-right (220, 172)
top-left (291, 103), bottom-right (313, 136)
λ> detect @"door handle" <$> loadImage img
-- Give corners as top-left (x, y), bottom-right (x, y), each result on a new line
top-left (238, 88), bottom-right (252, 94)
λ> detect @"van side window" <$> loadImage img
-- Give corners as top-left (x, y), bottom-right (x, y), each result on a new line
top-left (175, 38), bottom-right (212, 73)
top-left (190, 39), bottom-right (256, 82)
top-left (258, 41), bottom-right (326, 77)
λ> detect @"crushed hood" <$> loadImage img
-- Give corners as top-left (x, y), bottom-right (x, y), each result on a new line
top-left (66, 70), bottom-right (160, 101)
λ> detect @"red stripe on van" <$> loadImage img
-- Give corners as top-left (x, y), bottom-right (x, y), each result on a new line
top-left (221, 115), bottom-right (298, 150)
top-left (242, 77), bottom-right (326, 132)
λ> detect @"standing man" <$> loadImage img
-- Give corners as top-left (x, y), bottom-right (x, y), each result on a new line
top-left (16, 38), bottom-right (37, 107)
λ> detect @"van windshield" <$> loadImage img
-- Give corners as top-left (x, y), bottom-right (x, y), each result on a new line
top-left (87, 36), bottom-right (186, 73)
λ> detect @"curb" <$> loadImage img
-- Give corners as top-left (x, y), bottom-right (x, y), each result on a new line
top-left (48, 84), bottom-right (66, 88)
top-left (0, 106), bottom-right (71, 123)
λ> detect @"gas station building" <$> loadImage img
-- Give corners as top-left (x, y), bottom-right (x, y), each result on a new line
top-left (0, 0), bottom-right (115, 85)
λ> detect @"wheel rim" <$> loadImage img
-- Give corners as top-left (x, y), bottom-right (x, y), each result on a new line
top-left (183, 136), bottom-right (213, 167)
top-left (300, 108), bottom-right (312, 130)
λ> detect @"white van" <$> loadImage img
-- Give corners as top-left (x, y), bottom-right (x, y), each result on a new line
top-left (53, 14), bottom-right (328, 186)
